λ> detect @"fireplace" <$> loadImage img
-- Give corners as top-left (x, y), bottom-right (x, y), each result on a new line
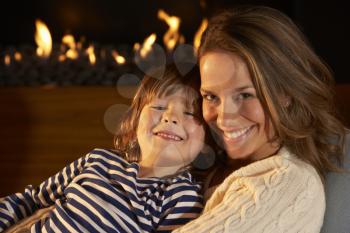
top-left (0, 0), bottom-right (349, 196)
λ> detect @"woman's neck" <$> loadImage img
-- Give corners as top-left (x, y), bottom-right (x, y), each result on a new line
top-left (208, 146), bottom-right (281, 188)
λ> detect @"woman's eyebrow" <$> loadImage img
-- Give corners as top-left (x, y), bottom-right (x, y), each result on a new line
top-left (235, 85), bottom-right (255, 91)
top-left (200, 85), bottom-right (254, 93)
top-left (199, 88), bottom-right (211, 93)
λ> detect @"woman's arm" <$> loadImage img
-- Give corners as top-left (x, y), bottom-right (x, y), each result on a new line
top-left (173, 159), bottom-right (325, 233)
top-left (0, 152), bottom-right (92, 231)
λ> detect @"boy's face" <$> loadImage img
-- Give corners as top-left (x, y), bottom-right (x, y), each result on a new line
top-left (136, 88), bottom-right (205, 171)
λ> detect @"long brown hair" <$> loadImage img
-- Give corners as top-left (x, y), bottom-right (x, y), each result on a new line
top-left (114, 64), bottom-right (204, 163)
top-left (199, 5), bottom-right (347, 180)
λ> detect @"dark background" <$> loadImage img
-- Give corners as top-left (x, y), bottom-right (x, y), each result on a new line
top-left (0, 0), bottom-right (349, 83)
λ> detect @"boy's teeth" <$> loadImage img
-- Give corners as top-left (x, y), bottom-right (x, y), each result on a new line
top-left (157, 132), bottom-right (182, 141)
top-left (224, 126), bottom-right (251, 139)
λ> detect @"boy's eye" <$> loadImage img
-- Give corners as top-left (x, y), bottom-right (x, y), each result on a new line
top-left (184, 111), bottom-right (196, 117)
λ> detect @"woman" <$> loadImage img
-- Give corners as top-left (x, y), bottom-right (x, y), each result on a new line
top-left (174, 5), bottom-right (347, 233)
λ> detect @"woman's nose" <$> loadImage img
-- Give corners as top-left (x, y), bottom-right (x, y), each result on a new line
top-left (217, 99), bottom-right (239, 127)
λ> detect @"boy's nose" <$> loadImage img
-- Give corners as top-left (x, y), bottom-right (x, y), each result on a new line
top-left (163, 118), bottom-right (178, 124)
top-left (162, 110), bottom-right (179, 124)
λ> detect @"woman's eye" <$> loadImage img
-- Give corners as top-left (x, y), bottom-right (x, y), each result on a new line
top-left (237, 92), bottom-right (254, 100)
top-left (151, 106), bottom-right (166, 110)
top-left (202, 94), bottom-right (217, 102)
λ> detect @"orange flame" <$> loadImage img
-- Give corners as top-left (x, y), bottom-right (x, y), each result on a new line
top-left (194, 19), bottom-right (208, 54)
top-left (35, 19), bottom-right (52, 57)
top-left (86, 45), bottom-right (96, 65)
top-left (158, 9), bottom-right (184, 51)
top-left (62, 34), bottom-right (79, 59)
top-left (140, 33), bottom-right (157, 58)
top-left (112, 50), bottom-right (126, 65)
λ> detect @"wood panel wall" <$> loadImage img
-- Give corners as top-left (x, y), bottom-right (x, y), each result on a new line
top-left (0, 87), bottom-right (135, 196)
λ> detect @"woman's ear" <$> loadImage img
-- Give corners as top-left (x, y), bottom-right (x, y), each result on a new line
top-left (280, 95), bottom-right (292, 107)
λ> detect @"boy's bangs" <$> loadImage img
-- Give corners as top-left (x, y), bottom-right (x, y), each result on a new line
top-left (160, 84), bottom-right (202, 121)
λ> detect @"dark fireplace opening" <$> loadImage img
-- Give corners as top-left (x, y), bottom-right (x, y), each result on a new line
top-left (0, 0), bottom-right (349, 86)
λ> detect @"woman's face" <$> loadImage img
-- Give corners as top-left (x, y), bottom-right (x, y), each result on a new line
top-left (200, 51), bottom-right (278, 162)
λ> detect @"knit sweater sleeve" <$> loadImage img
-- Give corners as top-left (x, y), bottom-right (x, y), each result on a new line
top-left (173, 153), bottom-right (325, 233)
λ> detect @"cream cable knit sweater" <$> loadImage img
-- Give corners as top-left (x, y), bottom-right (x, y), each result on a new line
top-left (173, 147), bottom-right (325, 233)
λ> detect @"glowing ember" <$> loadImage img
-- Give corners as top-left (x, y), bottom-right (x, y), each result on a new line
top-left (86, 45), bottom-right (96, 65)
top-left (157, 9), bottom-right (184, 52)
top-left (133, 42), bottom-right (141, 52)
top-left (139, 33), bottom-right (157, 58)
top-left (4, 54), bottom-right (11, 66)
top-left (194, 19), bottom-right (208, 54)
top-left (112, 50), bottom-right (126, 65)
top-left (14, 52), bottom-right (22, 61)
top-left (58, 54), bottom-right (66, 62)
top-left (62, 34), bottom-right (79, 59)
top-left (35, 19), bottom-right (52, 57)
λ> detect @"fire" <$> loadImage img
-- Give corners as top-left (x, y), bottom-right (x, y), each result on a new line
top-left (62, 34), bottom-right (79, 59)
top-left (35, 19), bottom-right (52, 57)
top-left (194, 18), bottom-right (208, 53)
top-left (86, 45), bottom-right (96, 65)
top-left (139, 33), bottom-right (157, 58)
top-left (157, 9), bottom-right (184, 52)
top-left (112, 50), bottom-right (126, 65)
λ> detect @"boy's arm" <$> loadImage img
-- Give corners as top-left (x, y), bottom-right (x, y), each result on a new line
top-left (0, 152), bottom-right (92, 231)
top-left (156, 185), bottom-right (203, 233)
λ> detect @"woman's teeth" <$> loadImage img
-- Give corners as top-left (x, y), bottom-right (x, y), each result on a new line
top-left (156, 132), bottom-right (182, 141)
top-left (224, 126), bottom-right (252, 139)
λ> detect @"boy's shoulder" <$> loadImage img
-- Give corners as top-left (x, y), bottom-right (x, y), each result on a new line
top-left (88, 148), bottom-right (130, 165)
top-left (165, 171), bottom-right (202, 192)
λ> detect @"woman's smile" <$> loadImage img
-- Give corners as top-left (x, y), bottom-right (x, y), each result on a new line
top-left (221, 125), bottom-right (255, 142)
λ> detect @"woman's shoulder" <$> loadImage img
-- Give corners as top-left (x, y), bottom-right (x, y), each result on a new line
top-left (275, 147), bottom-right (323, 185)
top-left (222, 147), bottom-right (324, 194)
top-left (242, 147), bottom-right (320, 175)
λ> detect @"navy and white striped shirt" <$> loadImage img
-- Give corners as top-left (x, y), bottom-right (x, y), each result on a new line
top-left (0, 148), bottom-right (203, 232)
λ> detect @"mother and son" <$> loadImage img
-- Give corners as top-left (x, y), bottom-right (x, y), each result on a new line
top-left (0, 6), bottom-right (347, 233)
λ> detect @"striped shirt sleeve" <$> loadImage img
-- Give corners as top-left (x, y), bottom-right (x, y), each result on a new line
top-left (156, 182), bottom-right (204, 233)
top-left (0, 151), bottom-right (92, 231)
